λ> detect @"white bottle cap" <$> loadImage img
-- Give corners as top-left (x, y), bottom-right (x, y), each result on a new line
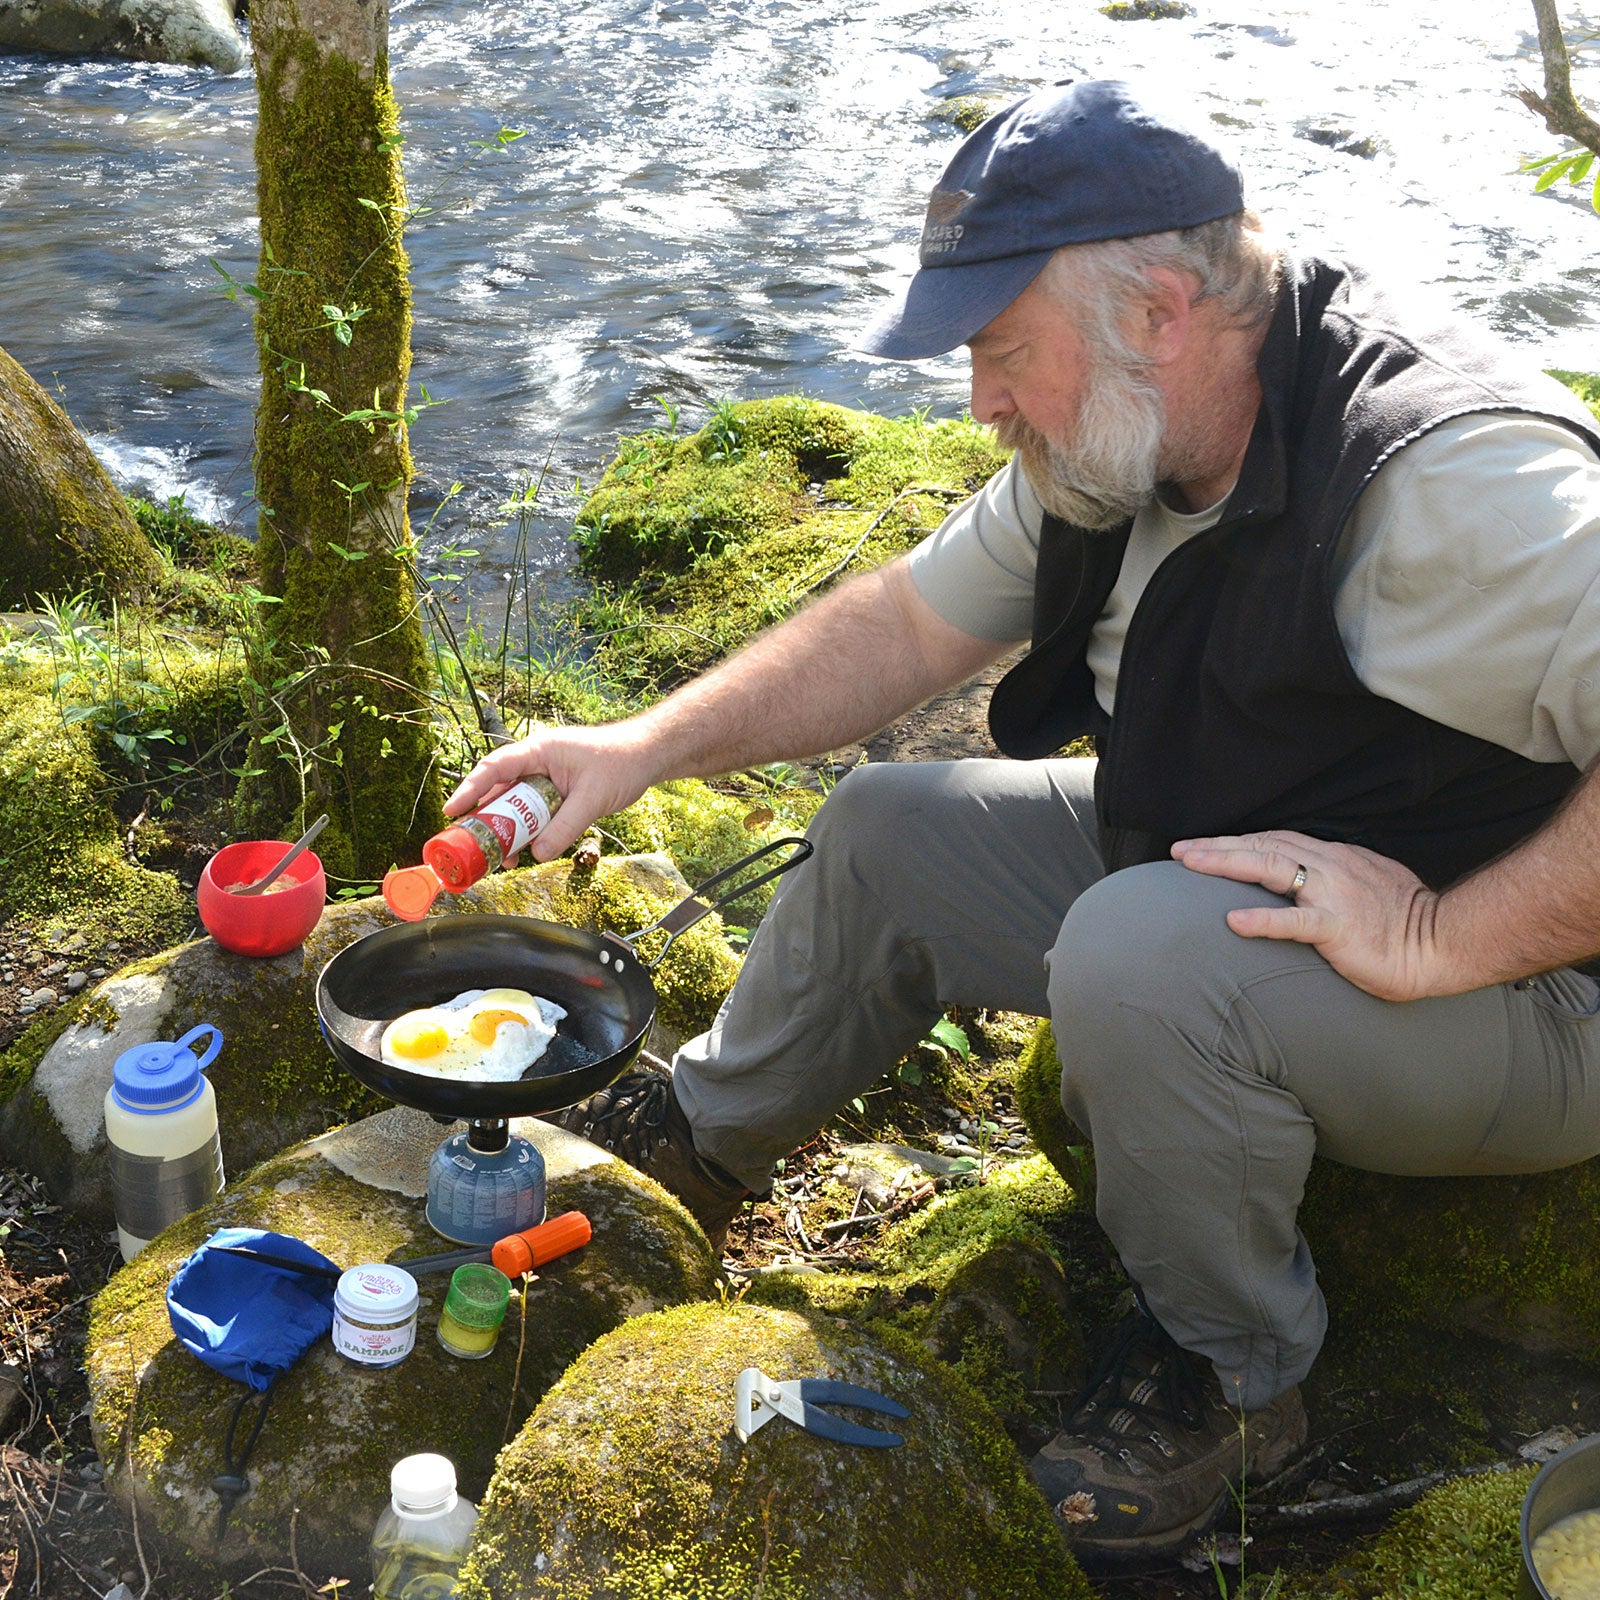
top-left (336, 1264), bottom-right (419, 1325)
top-left (390, 1453), bottom-right (458, 1519)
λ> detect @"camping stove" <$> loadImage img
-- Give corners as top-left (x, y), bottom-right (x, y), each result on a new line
top-left (424, 1118), bottom-right (546, 1246)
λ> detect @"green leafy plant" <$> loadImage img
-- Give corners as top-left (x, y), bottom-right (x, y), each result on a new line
top-left (901, 1015), bottom-right (971, 1086)
top-left (1521, 144), bottom-right (1600, 212)
top-left (36, 592), bottom-right (179, 773)
top-left (702, 398), bottom-right (745, 463)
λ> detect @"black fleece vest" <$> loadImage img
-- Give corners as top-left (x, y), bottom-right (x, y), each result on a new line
top-left (987, 253), bottom-right (1600, 889)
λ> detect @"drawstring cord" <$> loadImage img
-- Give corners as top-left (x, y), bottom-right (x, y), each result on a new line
top-left (213, 1378), bottom-right (277, 1541)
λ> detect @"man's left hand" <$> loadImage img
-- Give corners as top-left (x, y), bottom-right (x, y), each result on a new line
top-left (1171, 831), bottom-right (1443, 1002)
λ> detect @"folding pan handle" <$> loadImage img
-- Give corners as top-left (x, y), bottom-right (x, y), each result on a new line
top-left (620, 836), bottom-right (814, 969)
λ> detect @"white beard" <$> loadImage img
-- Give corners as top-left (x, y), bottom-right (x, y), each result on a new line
top-left (995, 354), bottom-right (1167, 531)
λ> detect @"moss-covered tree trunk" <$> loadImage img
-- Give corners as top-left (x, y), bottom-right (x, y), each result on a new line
top-left (0, 343), bottom-right (161, 610)
top-left (237, 0), bottom-right (441, 882)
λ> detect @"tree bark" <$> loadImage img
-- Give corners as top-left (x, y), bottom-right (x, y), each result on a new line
top-left (0, 343), bottom-right (160, 611)
top-left (1517, 0), bottom-right (1600, 158)
top-left (237, 0), bottom-right (442, 883)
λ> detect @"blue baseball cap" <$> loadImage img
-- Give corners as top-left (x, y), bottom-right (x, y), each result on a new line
top-left (858, 79), bottom-right (1245, 360)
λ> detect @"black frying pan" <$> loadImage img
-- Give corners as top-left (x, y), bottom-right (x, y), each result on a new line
top-left (315, 837), bottom-right (812, 1119)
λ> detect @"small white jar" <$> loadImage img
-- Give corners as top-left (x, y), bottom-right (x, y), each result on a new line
top-left (332, 1264), bottom-right (419, 1368)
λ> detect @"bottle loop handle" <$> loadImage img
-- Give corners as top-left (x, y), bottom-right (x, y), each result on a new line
top-left (175, 1024), bottom-right (224, 1072)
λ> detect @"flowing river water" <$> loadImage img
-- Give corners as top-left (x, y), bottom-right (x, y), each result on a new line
top-left (0, 0), bottom-right (1596, 608)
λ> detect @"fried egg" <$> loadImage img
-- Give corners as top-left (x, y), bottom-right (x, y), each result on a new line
top-left (378, 987), bottom-right (568, 1081)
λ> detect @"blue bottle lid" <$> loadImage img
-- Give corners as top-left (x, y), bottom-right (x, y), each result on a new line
top-left (111, 1025), bottom-right (223, 1114)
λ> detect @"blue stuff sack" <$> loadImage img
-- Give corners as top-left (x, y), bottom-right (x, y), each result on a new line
top-left (166, 1227), bottom-right (338, 1392)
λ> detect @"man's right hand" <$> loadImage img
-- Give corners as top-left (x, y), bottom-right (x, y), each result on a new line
top-left (442, 559), bottom-right (1008, 864)
top-left (444, 720), bottom-right (659, 862)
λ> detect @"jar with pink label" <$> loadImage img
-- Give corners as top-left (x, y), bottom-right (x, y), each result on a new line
top-left (332, 1263), bottom-right (419, 1368)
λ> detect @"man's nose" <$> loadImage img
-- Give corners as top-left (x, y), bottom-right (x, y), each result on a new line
top-left (969, 364), bottom-right (1012, 426)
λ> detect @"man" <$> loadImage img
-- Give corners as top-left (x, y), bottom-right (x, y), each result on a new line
top-left (447, 80), bottom-right (1600, 1567)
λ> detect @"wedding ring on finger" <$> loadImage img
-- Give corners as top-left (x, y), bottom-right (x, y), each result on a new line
top-left (1288, 863), bottom-right (1309, 898)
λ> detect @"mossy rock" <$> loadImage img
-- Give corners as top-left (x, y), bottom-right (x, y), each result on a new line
top-left (1280, 1463), bottom-right (1534, 1600)
top-left (1100, 0), bottom-right (1194, 17)
top-left (933, 96), bottom-right (1000, 134)
top-left (1016, 1020), bottom-right (1600, 1365)
top-left (0, 853), bottom-right (736, 1223)
top-left (456, 1301), bottom-right (1092, 1600)
top-left (0, 661), bottom-right (191, 941)
top-left (605, 776), bottom-right (824, 923)
top-left (747, 1156), bottom-right (1087, 1432)
top-left (0, 0), bottom-right (244, 67)
top-left (0, 344), bottom-right (162, 610)
top-left (575, 397), bottom-right (871, 583)
top-left (572, 397), bottom-right (1009, 689)
top-left (84, 1109), bottom-right (721, 1581)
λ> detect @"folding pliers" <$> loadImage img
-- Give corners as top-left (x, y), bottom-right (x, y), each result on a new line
top-left (734, 1365), bottom-right (911, 1448)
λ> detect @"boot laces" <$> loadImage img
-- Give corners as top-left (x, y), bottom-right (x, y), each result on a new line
top-left (1066, 1304), bottom-right (1209, 1459)
top-left (581, 1069), bottom-right (671, 1165)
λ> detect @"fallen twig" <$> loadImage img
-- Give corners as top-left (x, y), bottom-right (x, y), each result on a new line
top-left (502, 1272), bottom-right (534, 1450)
top-left (793, 485), bottom-right (966, 601)
top-left (1249, 1459), bottom-right (1511, 1532)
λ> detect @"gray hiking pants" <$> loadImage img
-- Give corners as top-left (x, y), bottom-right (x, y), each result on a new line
top-left (672, 757), bottom-right (1600, 1410)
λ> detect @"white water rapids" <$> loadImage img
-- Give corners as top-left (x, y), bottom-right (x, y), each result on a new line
top-left (0, 0), bottom-right (1595, 605)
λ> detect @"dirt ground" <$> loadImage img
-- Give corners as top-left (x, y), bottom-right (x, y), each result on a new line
top-left (0, 673), bottom-right (1578, 1598)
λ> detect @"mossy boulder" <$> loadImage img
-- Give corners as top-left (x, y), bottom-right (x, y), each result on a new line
top-left (0, 853), bottom-right (738, 1223)
top-left (0, 0), bottom-right (244, 67)
top-left (84, 1109), bottom-right (721, 1581)
top-left (455, 1301), bottom-right (1092, 1600)
top-left (573, 396), bottom-right (1009, 690)
top-left (1016, 1020), bottom-right (1600, 1365)
top-left (0, 344), bottom-right (163, 609)
top-left (1280, 1464), bottom-right (1533, 1600)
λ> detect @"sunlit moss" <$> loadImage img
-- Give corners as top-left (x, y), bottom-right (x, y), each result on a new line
top-left (1552, 368), bottom-right (1600, 423)
top-left (571, 397), bottom-right (1008, 692)
top-left (1278, 1465), bottom-right (1534, 1600)
top-left (457, 1301), bottom-right (1091, 1600)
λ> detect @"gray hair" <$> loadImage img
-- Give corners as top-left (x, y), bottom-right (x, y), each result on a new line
top-left (1038, 210), bottom-right (1280, 363)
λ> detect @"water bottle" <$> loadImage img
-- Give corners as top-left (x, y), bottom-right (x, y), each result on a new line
top-left (104, 1024), bottom-right (225, 1262)
top-left (371, 1454), bottom-right (479, 1599)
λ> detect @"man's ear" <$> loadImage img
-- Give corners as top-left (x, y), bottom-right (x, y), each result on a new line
top-left (1132, 266), bottom-right (1196, 366)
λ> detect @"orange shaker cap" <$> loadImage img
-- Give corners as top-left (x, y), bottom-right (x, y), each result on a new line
top-left (382, 864), bottom-right (445, 921)
top-left (422, 826), bottom-right (488, 891)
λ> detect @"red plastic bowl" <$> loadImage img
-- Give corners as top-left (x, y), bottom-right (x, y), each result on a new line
top-left (198, 841), bottom-right (327, 957)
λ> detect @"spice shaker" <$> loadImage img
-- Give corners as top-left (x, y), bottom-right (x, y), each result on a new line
top-left (383, 777), bottom-right (561, 920)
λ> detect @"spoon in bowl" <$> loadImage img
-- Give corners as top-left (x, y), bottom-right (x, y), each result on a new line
top-left (225, 814), bottom-right (330, 895)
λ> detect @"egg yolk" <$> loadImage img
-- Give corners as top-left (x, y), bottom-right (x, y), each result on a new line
top-left (387, 1017), bottom-right (450, 1058)
top-left (469, 1008), bottom-right (529, 1045)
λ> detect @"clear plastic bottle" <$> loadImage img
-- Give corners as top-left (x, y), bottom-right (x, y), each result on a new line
top-left (371, 1454), bottom-right (479, 1600)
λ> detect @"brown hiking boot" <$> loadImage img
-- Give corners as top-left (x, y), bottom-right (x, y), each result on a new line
top-left (1030, 1302), bottom-right (1308, 1570)
top-left (545, 1065), bottom-right (760, 1252)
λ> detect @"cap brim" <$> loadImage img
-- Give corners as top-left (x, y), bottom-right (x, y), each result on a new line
top-left (855, 249), bottom-right (1056, 360)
